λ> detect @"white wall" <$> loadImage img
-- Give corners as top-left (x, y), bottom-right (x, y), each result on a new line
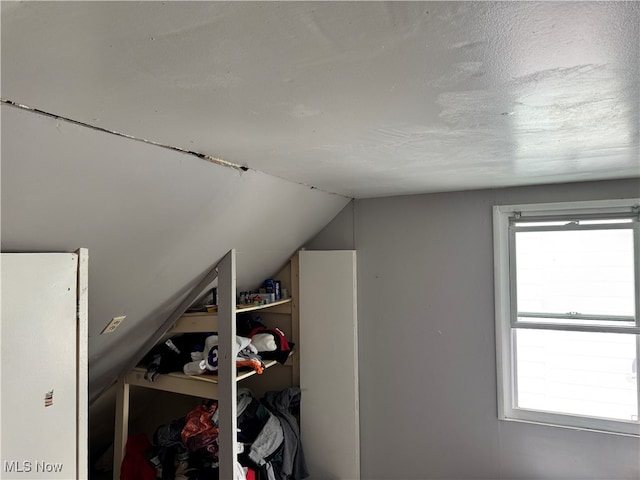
top-left (309, 178), bottom-right (640, 479)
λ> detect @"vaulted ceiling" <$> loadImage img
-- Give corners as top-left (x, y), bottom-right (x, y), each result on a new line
top-left (3, 1), bottom-right (638, 199)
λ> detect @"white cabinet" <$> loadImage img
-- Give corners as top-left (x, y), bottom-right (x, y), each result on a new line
top-left (1, 250), bottom-right (88, 479)
top-left (299, 250), bottom-right (360, 480)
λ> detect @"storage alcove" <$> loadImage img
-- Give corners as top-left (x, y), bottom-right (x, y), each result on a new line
top-left (113, 249), bottom-right (359, 480)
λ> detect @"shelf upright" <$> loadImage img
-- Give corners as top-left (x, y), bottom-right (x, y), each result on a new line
top-left (217, 248), bottom-right (238, 480)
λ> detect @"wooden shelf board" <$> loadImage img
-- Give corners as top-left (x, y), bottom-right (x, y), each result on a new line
top-left (125, 360), bottom-right (278, 399)
top-left (237, 297), bottom-right (292, 313)
top-left (172, 298), bottom-right (292, 333)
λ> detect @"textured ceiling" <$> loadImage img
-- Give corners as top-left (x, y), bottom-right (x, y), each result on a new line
top-left (2, 1), bottom-right (639, 197)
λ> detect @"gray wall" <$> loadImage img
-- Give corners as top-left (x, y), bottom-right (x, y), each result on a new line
top-left (310, 178), bottom-right (640, 479)
top-left (1, 105), bottom-right (350, 401)
top-left (1, 105), bottom-right (351, 466)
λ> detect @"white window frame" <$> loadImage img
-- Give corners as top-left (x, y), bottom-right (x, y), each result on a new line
top-left (493, 198), bottom-right (640, 437)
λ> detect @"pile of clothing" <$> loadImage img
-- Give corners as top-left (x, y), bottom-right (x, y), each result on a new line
top-left (120, 387), bottom-right (308, 480)
top-left (142, 315), bottom-right (294, 382)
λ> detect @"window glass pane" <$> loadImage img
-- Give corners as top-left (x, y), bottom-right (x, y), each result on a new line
top-left (515, 329), bottom-right (638, 421)
top-left (515, 229), bottom-right (635, 317)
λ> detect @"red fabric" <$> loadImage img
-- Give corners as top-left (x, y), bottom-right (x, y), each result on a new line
top-left (119, 433), bottom-right (155, 480)
top-left (246, 468), bottom-right (256, 480)
top-left (181, 403), bottom-right (218, 443)
top-left (181, 403), bottom-right (220, 456)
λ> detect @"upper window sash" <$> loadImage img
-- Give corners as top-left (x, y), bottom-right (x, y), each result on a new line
top-left (507, 215), bottom-right (639, 335)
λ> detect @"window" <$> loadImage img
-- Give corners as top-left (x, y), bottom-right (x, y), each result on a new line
top-left (493, 199), bottom-right (640, 436)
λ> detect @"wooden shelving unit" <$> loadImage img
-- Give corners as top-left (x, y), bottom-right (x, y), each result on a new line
top-left (123, 300), bottom-right (292, 398)
top-left (112, 250), bottom-right (360, 480)
top-left (113, 250), bottom-right (298, 480)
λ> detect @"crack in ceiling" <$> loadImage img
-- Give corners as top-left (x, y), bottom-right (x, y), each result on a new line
top-left (1, 98), bottom-right (247, 171)
top-left (1, 99), bottom-right (350, 199)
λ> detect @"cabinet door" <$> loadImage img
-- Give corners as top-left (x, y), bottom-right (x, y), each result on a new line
top-left (299, 250), bottom-right (359, 480)
top-left (1, 253), bottom-right (79, 479)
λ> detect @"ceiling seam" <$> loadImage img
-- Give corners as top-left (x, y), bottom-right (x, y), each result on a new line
top-left (1, 98), bottom-right (352, 200)
top-left (1, 98), bottom-right (248, 171)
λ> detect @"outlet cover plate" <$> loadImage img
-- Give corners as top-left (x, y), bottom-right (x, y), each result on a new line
top-left (101, 315), bottom-right (126, 334)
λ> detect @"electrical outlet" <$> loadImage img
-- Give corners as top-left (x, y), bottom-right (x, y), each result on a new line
top-left (101, 315), bottom-right (126, 334)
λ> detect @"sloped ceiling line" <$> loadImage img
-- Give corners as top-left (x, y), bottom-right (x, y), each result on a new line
top-left (2, 99), bottom-right (350, 198)
top-left (1, 98), bottom-right (246, 172)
